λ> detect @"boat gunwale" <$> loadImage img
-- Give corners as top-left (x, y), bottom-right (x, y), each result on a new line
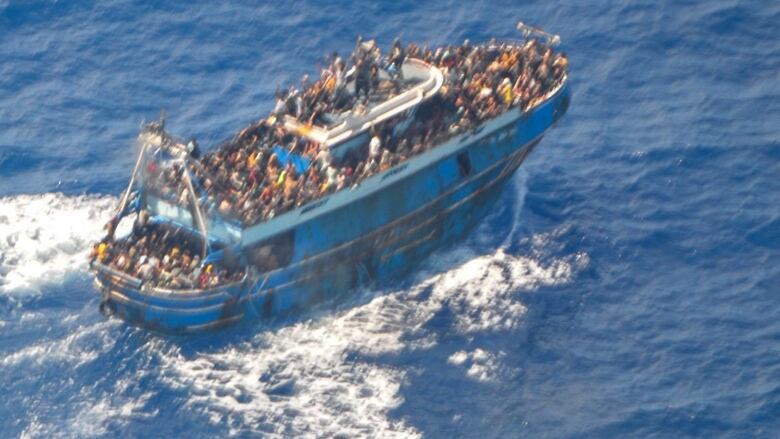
top-left (105, 287), bottom-right (244, 315)
top-left (92, 261), bottom-right (247, 299)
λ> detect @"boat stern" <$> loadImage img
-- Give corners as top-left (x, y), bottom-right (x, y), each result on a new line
top-left (92, 262), bottom-right (248, 334)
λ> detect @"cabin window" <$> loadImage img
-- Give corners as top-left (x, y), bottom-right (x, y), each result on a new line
top-left (248, 230), bottom-right (296, 272)
top-left (457, 152), bottom-right (472, 177)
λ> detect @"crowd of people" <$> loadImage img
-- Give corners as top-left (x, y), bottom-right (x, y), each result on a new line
top-left (91, 214), bottom-right (245, 289)
top-left (94, 36), bottom-right (568, 288)
top-left (145, 36), bottom-right (567, 228)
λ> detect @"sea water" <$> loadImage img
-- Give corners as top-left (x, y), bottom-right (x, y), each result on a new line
top-left (1, 1), bottom-right (778, 437)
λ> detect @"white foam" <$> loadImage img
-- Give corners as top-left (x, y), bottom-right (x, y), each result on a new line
top-left (0, 319), bottom-right (118, 369)
top-left (156, 227), bottom-right (586, 436)
top-left (64, 389), bottom-right (156, 438)
top-left (447, 350), bottom-right (470, 366)
top-left (21, 385), bottom-right (156, 439)
top-left (424, 247), bottom-right (579, 334)
top-left (448, 349), bottom-right (514, 383)
top-left (0, 193), bottom-right (116, 295)
top-left (157, 301), bottom-right (420, 438)
top-left (8, 319), bottom-right (145, 439)
top-left (5, 182), bottom-right (589, 436)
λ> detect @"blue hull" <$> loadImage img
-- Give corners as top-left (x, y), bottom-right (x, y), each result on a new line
top-left (94, 81), bottom-right (570, 333)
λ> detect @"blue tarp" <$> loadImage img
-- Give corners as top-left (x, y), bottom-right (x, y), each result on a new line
top-left (272, 145), bottom-right (311, 174)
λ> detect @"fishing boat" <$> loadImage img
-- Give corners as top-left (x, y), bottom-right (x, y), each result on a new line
top-left (90, 22), bottom-right (571, 333)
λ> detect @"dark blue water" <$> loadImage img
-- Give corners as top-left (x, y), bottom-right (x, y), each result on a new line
top-left (1, 1), bottom-right (778, 437)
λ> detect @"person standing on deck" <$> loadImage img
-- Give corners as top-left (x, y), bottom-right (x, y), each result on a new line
top-left (355, 58), bottom-right (371, 101)
top-left (388, 37), bottom-right (405, 81)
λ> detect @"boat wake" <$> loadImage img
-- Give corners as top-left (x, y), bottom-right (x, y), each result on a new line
top-left (150, 173), bottom-right (588, 436)
top-left (0, 193), bottom-right (116, 296)
top-left (152, 243), bottom-right (585, 437)
top-left (1, 176), bottom-right (588, 437)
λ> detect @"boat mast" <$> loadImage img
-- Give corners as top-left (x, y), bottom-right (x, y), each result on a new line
top-left (180, 163), bottom-right (209, 259)
top-left (115, 140), bottom-right (148, 216)
top-left (117, 111), bottom-right (167, 216)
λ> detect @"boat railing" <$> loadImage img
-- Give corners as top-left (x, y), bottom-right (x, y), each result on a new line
top-left (92, 261), bottom-right (143, 289)
top-left (283, 58), bottom-right (443, 149)
top-left (524, 72), bottom-right (568, 111)
top-left (475, 22), bottom-right (561, 54)
top-left (323, 59), bottom-right (442, 147)
top-left (145, 270), bottom-right (248, 296)
top-left (516, 21), bottom-right (561, 46)
top-left (92, 260), bottom-right (248, 296)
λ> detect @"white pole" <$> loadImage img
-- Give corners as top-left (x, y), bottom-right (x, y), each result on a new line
top-left (181, 165), bottom-right (209, 258)
top-left (116, 141), bottom-right (148, 216)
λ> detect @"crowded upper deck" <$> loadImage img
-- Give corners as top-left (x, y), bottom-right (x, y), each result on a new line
top-left (149, 36), bottom-right (567, 225)
top-left (92, 32), bottom-right (568, 289)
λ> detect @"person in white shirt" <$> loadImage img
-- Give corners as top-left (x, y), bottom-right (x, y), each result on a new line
top-left (369, 132), bottom-right (381, 159)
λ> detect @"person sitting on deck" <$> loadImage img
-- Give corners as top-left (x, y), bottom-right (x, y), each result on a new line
top-left (379, 148), bottom-right (393, 172)
top-left (498, 77), bottom-right (514, 106)
top-left (90, 240), bottom-right (110, 264)
top-left (198, 264), bottom-right (212, 288)
top-left (266, 153), bottom-right (281, 184)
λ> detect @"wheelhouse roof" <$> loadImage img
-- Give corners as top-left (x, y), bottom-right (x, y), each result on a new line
top-left (282, 58), bottom-right (443, 148)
